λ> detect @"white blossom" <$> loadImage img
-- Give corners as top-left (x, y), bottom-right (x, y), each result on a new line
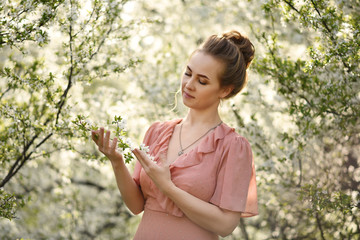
top-left (125, 138), bottom-right (134, 150)
top-left (139, 143), bottom-right (149, 153)
top-left (85, 119), bottom-right (92, 126)
top-left (117, 117), bottom-right (127, 130)
top-left (35, 33), bottom-right (45, 44)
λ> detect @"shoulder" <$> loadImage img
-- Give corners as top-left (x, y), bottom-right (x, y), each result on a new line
top-left (220, 123), bottom-right (251, 146)
top-left (218, 124), bottom-right (253, 158)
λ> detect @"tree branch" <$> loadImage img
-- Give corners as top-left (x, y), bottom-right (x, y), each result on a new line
top-left (0, 133), bottom-right (53, 188)
top-left (239, 218), bottom-right (249, 240)
top-left (283, 0), bottom-right (350, 71)
top-left (0, 86), bottom-right (11, 101)
top-left (283, 0), bottom-right (301, 14)
top-left (297, 156), bottom-right (303, 187)
top-left (55, 24), bottom-right (74, 125)
top-left (310, 0), bottom-right (333, 38)
top-left (71, 179), bottom-right (106, 191)
top-left (315, 212), bottom-right (326, 240)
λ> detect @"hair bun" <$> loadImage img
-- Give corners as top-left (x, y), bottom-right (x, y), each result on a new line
top-left (199, 30), bottom-right (255, 98)
top-left (222, 31), bottom-right (255, 68)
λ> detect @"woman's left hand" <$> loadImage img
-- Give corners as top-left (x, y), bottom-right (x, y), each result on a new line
top-left (132, 149), bottom-right (174, 193)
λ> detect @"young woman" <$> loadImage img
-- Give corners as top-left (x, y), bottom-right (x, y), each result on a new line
top-left (92, 30), bottom-right (258, 239)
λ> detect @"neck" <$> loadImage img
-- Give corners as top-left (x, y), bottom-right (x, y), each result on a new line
top-left (183, 108), bottom-right (222, 128)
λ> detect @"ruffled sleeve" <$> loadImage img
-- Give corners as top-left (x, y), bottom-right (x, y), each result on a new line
top-left (132, 121), bottom-right (161, 186)
top-left (209, 135), bottom-right (258, 217)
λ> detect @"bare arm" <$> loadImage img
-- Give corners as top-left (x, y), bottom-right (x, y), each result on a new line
top-left (132, 149), bottom-right (241, 237)
top-left (164, 182), bottom-right (242, 237)
top-left (92, 128), bottom-right (144, 214)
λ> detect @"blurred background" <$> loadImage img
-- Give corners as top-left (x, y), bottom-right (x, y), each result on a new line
top-left (0, 0), bottom-right (359, 239)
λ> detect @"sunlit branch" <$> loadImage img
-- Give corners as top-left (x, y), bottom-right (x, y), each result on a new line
top-left (315, 212), bottom-right (326, 240)
top-left (283, 0), bottom-right (301, 14)
top-left (283, 0), bottom-right (350, 71)
top-left (73, 4), bottom-right (97, 38)
top-left (71, 179), bottom-right (106, 191)
top-left (28, 148), bottom-right (64, 161)
top-left (0, 133), bottom-right (53, 188)
top-left (231, 105), bottom-right (245, 128)
top-left (309, 0), bottom-right (333, 38)
top-left (0, 87), bottom-right (11, 101)
top-left (261, 33), bottom-right (345, 119)
top-left (55, 24), bottom-right (74, 125)
top-left (88, 25), bottom-right (113, 61)
top-left (297, 156), bottom-right (302, 187)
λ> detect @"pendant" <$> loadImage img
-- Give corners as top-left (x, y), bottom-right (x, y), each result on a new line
top-left (178, 150), bottom-right (184, 156)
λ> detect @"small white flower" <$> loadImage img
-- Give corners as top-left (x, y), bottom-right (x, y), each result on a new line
top-left (35, 33), bottom-right (45, 44)
top-left (139, 143), bottom-right (150, 153)
top-left (71, 13), bottom-right (78, 21)
top-left (123, 148), bottom-right (131, 155)
top-left (110, 1), bottom-right (117, 8)
top-left (125, 138), bottom-right (132, 145)
top-left (117, 117), bottom-right (127, 130)
top-left (118, 122), bottom-right (126, 130)
top-left (120, 116), bottom-right (127, 125)
top-left (46, 7), bottom-right (52, 15)
top-left (126, 138), bottom-right (134, 150)
top-left (118, 135), bottom-right (125, 142)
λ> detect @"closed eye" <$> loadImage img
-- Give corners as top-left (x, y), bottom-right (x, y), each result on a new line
top-left (198, 79), bottom-right (207, 85)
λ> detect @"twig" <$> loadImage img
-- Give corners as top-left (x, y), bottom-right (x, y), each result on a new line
top-left (315, 212), bottom-right (326, 240)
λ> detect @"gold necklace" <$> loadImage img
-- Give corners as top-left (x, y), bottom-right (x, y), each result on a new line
top-left (178, 121), bottom-right (223, 156)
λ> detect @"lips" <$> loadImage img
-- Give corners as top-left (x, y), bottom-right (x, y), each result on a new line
top-left (183, 91), bottom-right (195, 99)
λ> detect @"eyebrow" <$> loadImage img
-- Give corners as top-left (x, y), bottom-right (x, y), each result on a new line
top-left (187, 66), bottom-right (210, 80)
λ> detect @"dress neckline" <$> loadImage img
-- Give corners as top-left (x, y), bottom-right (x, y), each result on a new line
top-left (163, 118), bottom-right (224, 166)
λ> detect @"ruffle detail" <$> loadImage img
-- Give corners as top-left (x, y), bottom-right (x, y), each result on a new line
top-left (171, 123), bottom-right (234, 169)
top-left (197, 123), bottom-right (234, 154)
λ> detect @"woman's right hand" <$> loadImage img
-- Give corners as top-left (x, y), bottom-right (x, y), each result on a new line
top-left (91, 127), bottom-right (123, 164)
top-left (92, 128), bottom-right (145, 214)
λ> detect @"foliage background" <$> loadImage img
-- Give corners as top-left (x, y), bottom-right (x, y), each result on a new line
top-left (0, 0), bottom-right (359, 239)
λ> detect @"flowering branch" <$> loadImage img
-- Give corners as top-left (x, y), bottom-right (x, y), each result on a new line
top-left (72, 115), bottom-right (151, 164)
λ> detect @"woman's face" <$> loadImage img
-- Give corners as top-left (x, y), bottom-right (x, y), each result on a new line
top-left (181, 51), bottom-right (230, 111)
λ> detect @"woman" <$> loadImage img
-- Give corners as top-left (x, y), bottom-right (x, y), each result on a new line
top-left (92, 30), bottom-right (258, 239)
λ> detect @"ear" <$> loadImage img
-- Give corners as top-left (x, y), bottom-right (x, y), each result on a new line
top-left (219, 85), bottom-right (234, 99)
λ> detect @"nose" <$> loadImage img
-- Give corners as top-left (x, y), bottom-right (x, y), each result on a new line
top-left (184, 76), bottom-right (195, 91)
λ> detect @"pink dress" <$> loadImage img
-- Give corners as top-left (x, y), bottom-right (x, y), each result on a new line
top-left (133, 119), bottom-right (258, 240)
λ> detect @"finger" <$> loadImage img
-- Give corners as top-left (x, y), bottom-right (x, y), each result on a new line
top-left (99, 127), bottom-right (104, 148)
top-left (133, 148), bottom-right (149, 168)
top-left (110, 137), bottom-right (118, 152)
top-left (104, 130), bottom-right (110, 149)
top-left (91, 130), bottom-right (99, 143)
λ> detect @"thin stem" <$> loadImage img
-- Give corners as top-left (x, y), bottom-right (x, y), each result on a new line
top-left (56, 23), bottom-right (74, 125)
top-left (310, 0), bottom-right (333, 38)
top-left (0, 87), bottom-right (11, 100)
top-left (297, 156), bottom-right (303, 187)
top-left (283, 0), bottom-right (301, 14)
top-left (315, 212), bottom-right (326, 240)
